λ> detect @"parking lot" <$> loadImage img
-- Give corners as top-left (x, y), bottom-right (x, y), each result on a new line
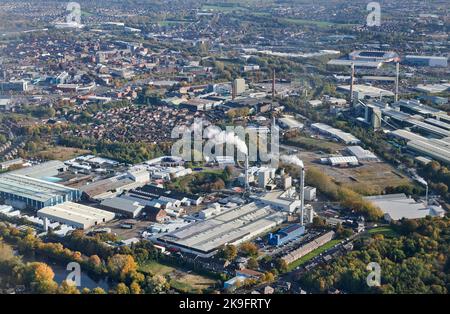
top-left (101, 218), bottom-right (153, 239)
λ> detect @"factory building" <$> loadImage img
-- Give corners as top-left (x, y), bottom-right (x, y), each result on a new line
top-left (258, 188), bottom-right (301, 213)
top-left (100, 197), bottom-right (144, 218)
top-left (11, 160), bottom-right (67, 179)
top-left (278, 116), bottom-right (304, 130)
top-left (395, 99), bottom-right (446, 119)
top-left (364, 194), bottom-right (445, 222)
top-left (346, 146), bottom-right (379, 162)
top-left (364, 104), bottom-right (382, 129)
top-left (157, 203), bottom-right (287, 257)
top-left (323, 156), bottom-right (359, 167)
top-left (404, 55), bottom-right (448, 68)
top-left (37, 202), bottom-right (115, 230)
top-left (0, 158), bottom-right (24, 170)
top-left (232, 78), bottom-right (246, 97)
top-left (407, 139), bottom-right (450, 165)
top-left (0, 173), bottom-right (81, 210)
top-left (133, 185), bottom-right (203, 206)
top-left (388, 129), bottom-right (450, 165)
top-left (0, 80), bottom-right (29, 92)
top-left (311, 123), bottom-right (361, 145)
top-left (268, 224), bottom-right (305, 246)
top-left (304, 186), bottom-right (317, 201)
top-left (327, 59), bottom-right (383, 69)
top-left (337, 85), bottom-right (395, 100)
top-left (281, 231), bottom-right (335, 265)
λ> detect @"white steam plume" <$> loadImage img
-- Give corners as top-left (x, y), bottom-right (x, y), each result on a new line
top-left (280, 155), bottom-right (304, 169)
top-left (205, 127), bottom-right (248, 156)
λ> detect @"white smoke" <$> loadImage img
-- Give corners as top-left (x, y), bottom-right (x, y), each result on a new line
top-left (205, 127), bottom-right (248, 156)
top-left (281, 155), bottom-right (304, 169)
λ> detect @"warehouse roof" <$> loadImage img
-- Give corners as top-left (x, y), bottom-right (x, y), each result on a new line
top-left (328, 156), bottom-right (359, 165)
top-left (390, 129), bottom-right (428, 142)
top-left (38, 202), bottom-right (115, 227)
top-left (311, 123), bottom-right (360, 144)
top-left (409, 119), bottom-right (450, 138)
top-left (100, 197), bottom-right (144, 214)
top-left (364, 194), bottom-right (445, 221)
top-left (0, 173), bottom-right (79, 203)
top-left (346, 146), bottom-right (378, 160)
top-left (407, 139), bottom-right (450, 165)
top-left (327, 59), bottom-right (383, 68)
top-left (11, 160), bottom-right (66, 179)
top-left (338, 84), bottom-right (395, 97)
top-left (159, 203), bottom-right (286, 255)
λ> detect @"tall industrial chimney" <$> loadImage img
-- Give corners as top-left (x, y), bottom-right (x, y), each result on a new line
top-left (300, 167), bottom-right (305, 226)
top-left (350, 62), bottom-right (355, 105)
top-left (395, 62), bottom-right (399, 102)
top-left (231, 80), bottom-right (236, 100)
top-left (272, 69), bottom-right (275, 101)
top-left (245, 154), bottom-right (249, 191)
top-left (308, 206), bottom-right (314, 224)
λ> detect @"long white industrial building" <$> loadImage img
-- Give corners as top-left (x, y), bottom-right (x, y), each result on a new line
top-left (157, 203), bottom-right (287, 257)
top-left (37, 202), bottom-right (115, 230)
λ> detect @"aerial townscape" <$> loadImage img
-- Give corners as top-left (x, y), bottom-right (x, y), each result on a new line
top-left (0, 0), bottom-right (449, 301)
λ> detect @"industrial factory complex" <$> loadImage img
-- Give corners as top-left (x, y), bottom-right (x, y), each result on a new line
top-left (0, 173), bottom-right (81, 210)
top-left (157, 203), bottom-right (288, 257)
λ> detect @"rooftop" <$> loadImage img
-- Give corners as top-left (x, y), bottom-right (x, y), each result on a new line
top-left (364, 193), bottom-right (445, 221)
top-left (0, 173), bottom-right (79, 203)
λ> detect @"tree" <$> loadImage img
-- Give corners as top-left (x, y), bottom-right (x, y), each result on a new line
top-left (247, 257), bottom-right (259, 270)
top-left (261, 272), bottom-right (275, 283)
top-left (144, 274), bottom-right (169, 294)
top-left (217, 245), bottom-right (237, 261)
top-left (239, 242), bottom-right (259, 257)
top-left (130, 281), bottom-right (142, 294)
top-left (31, 262), bottom-right (55, 282)
top-left (114, 283), bottom-right (130, 294)
top-left (107, 254), bottom-right (137, 281)
top-left (91, 287), bottom-right (106, 294)
top-left (274, 258), bottom-right (288, 273)
top-left (58, 280), bottom-right (81, 294)
top-left (0, 241), bottom-right (15, 262)
top-left (88, 255), bottom-right (102, 267)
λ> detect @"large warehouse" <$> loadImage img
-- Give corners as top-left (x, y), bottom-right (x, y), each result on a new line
top-left (404, 55), bottom-right (448, 67)
top-left (0, 173), bottom-right (81, 210)
top-left (311, 123), bottom-right (361, 145)
top-left (37, 202), bottom-right (115, 230)
top-left (364, 194), bottom-right (445, 221)
top-left (407, 139), bottom-right (450, 165)
top-left (157, 203), bottom-right (287, 257)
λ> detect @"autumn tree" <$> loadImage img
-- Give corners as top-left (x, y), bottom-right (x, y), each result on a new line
top-left (217, 245), bottom-right (237, 261)
top-left (107, 254), bottom-right (137, 281)
top-left (58, 280), bottom-right (81, 294)
top-left (239, 242), bottom-right (259, 257)
top-left (144, 274), bottom-right (169, 294)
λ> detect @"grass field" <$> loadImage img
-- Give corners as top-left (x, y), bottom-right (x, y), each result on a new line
top-left (299, 150), bottom-right (411, 195)
top-left (367, 226), bottom-right (399, 238)
top-left (285, 136), bottom-right (343, 154)
top-left (139, 260), bottom-right (174, 275)
top-left (286, 239), bottom-right (341, 271)
top-left (139, 261), bottom-right (218, 293)
top-left (280, 18), bottom-right (356, 28)
top-left (34, 145), bottom-right (90, 161)
top-left (158, 20), bottom-right (192, 26)
top-left (202, 4), bottom-right (250, 12)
